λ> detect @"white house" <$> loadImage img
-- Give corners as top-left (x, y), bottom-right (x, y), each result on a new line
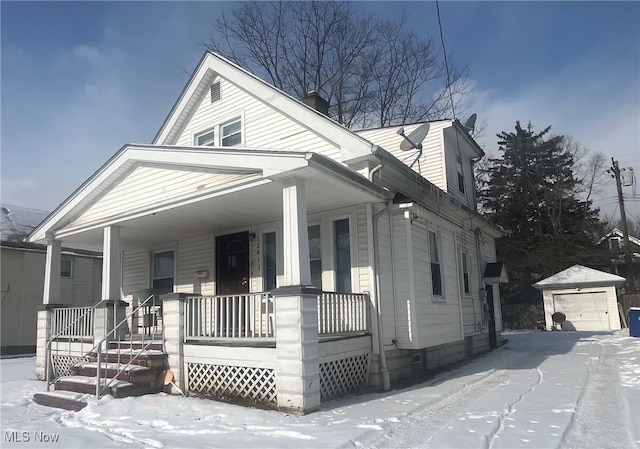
top-left (29, 51), bottom-right (505, 414)
top-left (534, 265), bottom-right (624, 331)
top-left (1, 204), bottom-right (102, 355)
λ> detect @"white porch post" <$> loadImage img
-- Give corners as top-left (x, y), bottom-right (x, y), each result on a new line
top-left (94, 225), bottom-right (126, 342)
top-left (43, 239), bottom-right (61, 304)
top-left (282, 178), bottom-right (311, 286)
top-left (101, 225), bottom-right (121, 301)
top-left (274, 177), bottom-right (320, 414)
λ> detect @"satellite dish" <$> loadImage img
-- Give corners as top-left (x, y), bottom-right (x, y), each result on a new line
top-left (463, 113), bottom-right (477, 133)
top-left (398, 123), bottom-right (430, 151)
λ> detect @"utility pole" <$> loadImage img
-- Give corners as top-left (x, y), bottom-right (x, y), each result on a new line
top-left (609, 158), bottom-right (636, 292)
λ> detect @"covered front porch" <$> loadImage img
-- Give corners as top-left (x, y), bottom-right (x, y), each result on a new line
top-left (31, 146), bottom-right (390, 413)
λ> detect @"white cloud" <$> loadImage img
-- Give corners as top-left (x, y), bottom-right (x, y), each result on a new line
top-left (467, 61), bottom-right (639, 219)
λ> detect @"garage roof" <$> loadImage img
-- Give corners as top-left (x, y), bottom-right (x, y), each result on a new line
top-left (533, 264), bottom-right (626, 289)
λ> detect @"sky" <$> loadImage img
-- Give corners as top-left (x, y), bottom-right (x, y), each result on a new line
top-left (1, 1), bottom-right (639, 222)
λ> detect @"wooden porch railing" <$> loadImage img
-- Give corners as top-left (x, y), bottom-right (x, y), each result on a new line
top-left (51, 306), bottom-right (94, 339)
top-left (318, 292), bottom-right (369, 336)
top-left (185, 293), bottom-right (274, 340)
top-left (184, 291), bottom-right (370, 340)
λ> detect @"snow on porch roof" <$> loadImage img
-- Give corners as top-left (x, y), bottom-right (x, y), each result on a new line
top-left (533, 264), bottom-right (626, 289)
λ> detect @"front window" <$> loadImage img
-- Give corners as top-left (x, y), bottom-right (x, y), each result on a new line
top-left (221, 118), bottom-right (242, 146)
top-left (195, 129), bottom-right (215, 146)
top-left (429, 231), bottom-right (443, 296)
top-left (263, 232), bottom-right (277, 291)
top-left (61, 259), bottom-right (73, 278)
top-left (334, 218), bottom-right (352, 293)
top-left (152, 251), bottom-right (174, 295)
top-left (308, 224), bottom-right (322, 289)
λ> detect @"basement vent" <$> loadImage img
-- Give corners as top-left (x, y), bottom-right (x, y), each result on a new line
top-left (210, 81), bottom-right (221, 103)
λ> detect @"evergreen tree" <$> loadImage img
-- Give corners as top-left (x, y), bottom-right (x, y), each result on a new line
top-left (478, 121), bottom-right (605, 304)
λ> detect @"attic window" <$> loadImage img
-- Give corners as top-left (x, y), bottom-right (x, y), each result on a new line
top-left (210, 81), bottom-right (221, 103)
top-left (610, 237), bottom-right (621, 251)
top-left (195, 129), bottom-right (215, 146)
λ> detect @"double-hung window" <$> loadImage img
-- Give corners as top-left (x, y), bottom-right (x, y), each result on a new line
top-left (460, 251), bottom-right (470, 294)
top-left (195, 129), bottom-right (215, 146)
top-left (152, 251), bottom-right (174, 295)
top-left (308, 225), bottom-right (322, 289)
top-left (429, 231), bottom-right (443, 297)
top-left (60, 259), bottom-right (73, 278)
top-left (263, 232), bottom-right (277, 291)
top-left (194, 116), bottom-right (242, 147)
top-left (334, 218), bottom-right (352, 293)
top-left (221, 119), bottom-right (242, 146)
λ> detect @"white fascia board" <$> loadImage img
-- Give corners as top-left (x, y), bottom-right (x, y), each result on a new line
top-left (153, 52), bottom-right (372, 160)
top-left (28, 145), bottom-right (312, 243)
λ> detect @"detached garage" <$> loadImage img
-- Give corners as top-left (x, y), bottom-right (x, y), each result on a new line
top-left (534, 265), bottom-right (625, 331)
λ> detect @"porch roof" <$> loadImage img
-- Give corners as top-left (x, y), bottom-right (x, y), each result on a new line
top-left (29, 145), bottom-right (390, 251)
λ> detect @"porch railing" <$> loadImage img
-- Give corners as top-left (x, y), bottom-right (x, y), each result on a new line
top-left (318, 292), bottom-right (369, 336)
top-left (51, 306), bottom-right (94, 339)
top-left (185, 293), bottom-right (274, 340)
top-left (184, 291), bottom-right (370, 340)
top-left (45, 294), bottom-right (161, 400)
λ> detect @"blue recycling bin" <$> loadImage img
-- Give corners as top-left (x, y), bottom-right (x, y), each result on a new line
top-left (629, 308), bottom-right (640, 337)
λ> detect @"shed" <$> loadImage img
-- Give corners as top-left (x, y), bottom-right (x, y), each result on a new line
top-left (533, 265), bottom-right (625, 331)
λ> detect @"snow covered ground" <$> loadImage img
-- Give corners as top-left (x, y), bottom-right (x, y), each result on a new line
top-left (1, 331), bottom-right (638, 449)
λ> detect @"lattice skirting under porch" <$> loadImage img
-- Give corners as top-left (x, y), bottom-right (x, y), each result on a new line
top-left (186, 363), bottom-right (277, 405)
top-left (320, 352), bottom-right (370, 402)
top-left (51, 354), bottom-right (90, 378)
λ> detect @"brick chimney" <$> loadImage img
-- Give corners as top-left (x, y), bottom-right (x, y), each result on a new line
top-left (301, 91), bottom-right (329, 116)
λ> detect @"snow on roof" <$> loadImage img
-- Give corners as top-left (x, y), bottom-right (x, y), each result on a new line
top-left (534, 264), bottom-right (626, 288)
top-left (1, 203), bottom-right (50, 242)
top-left (597, 228), bottom-right (640, 247)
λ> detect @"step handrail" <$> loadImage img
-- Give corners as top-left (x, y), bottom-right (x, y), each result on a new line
top-left (46, 294), bottom-right (158, 396)
top-left (96, 333), bottom-right (159, 399)
top-left (45, 303), bottom-right (102, 391)
top-left (86, 294), bottom-right (159, 399)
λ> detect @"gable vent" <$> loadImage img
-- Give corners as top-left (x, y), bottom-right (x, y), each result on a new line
top-left (210, 81), bottom-right (221, 103)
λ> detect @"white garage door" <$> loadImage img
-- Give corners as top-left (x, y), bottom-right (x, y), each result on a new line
top-left (553, 292), bottom-right (610, 331)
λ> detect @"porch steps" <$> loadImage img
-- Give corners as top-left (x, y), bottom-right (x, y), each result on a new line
top-left (33, 390), bottom-right (89, 412)
top-left (34, 341), bottom-right (168, 412)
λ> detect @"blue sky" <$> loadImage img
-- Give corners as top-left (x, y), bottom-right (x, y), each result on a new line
top-left (2, 1), bottom-right (639, 222)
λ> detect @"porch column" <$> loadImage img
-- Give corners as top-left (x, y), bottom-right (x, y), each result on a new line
top-left (282, 178), bottom-right (311, 286)
top-left (101, 225), bottom-right (121, 301)
top-left (43, 239), bottom-right (61, 304)
top-left (273, 286), bottom-right (321, 414)
top-left (161, 293), bottom-right (188, 395)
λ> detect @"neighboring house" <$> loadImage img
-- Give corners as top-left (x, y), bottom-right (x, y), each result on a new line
top-left (534, 265), bottom-right (624, 331)
top-left (596, 228), bottom-right (640, 284)
top-left (1, 204), bottom-right (102, 355)
top-left (29, 51), bottom-right (505, 413)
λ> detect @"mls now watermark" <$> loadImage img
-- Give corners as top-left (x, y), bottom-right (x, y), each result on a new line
top-left (4, 431), bottom-right (60, 443)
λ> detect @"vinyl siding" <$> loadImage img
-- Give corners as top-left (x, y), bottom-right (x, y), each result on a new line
top-left (376, 212), bottom-right (397, 346)
top-left (60, 257), bottom-right (100, 306)
top-left (444, 135), bottom-right (476, 209)
top-left (355, 204), bottom-right (371, 293)
top-left (176, 235), bottom-right (215, 296)
top-left (122, 247), bottom-right (149, 304)
top-left (67, 166), bottom-right (252, 228)
top-left (356, 121), bottom-right (449, 191)
top-left (1, 248), bottom-right (100, 349)
top-left (174, 76), bottom-right (342, 161)
top-left (414, 219), bottom-right (464, 348)
top-left (391, 213), bottom-right (412, 346)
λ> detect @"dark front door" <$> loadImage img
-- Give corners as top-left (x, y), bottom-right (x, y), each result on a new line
top-left (486, 284), bottom-right (498, 350)
top-left (216, 232), bottom-right (250, 295)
